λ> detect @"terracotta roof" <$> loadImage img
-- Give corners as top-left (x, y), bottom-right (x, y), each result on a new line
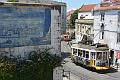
top-left (94, 5), bottom-right (120, 11)
top-left (112, 0), bottom-right (120, 2)
top-left (79, 4), bottom-right (96, 12)
top-left (102, 0), bottom-right (120, 2)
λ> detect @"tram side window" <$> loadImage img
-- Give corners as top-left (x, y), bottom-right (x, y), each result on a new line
top-left (97, 52), bottom-right (102, 60)
top-left (78, 50), bottom-right (80, 56)
top-left (86, 51), bottom-right (89, 58)
top-left (83, 50), bottom-right (85, 57)
top-left (78, 49), bottom-right (82, 56)
top-left (73, 48), bottom-right (77, 55)
top-left (91, 52), bottom-right (95, 59)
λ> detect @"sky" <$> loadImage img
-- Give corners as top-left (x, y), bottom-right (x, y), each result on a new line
top-left (57, 0), bottom-right (101, 11)
top-left (1, 0), bottom-right (101, 11)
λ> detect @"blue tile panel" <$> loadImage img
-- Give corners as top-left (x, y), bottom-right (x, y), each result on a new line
top-left (0, 7), bottom-right (51, 48)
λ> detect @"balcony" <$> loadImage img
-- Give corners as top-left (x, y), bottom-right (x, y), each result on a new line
top-left (75, 19), bottom-right (94, 24)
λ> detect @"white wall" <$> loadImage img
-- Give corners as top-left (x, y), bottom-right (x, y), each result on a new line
top-left (93, 10), bottom-right (119, 50)
top-left (93, 10), bottom-right (120, 65)
top-left (78, 12), bottom-right (94, 19)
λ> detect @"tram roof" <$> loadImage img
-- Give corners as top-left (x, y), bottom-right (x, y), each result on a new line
top-left (71, 44), bottom-right (109, 51)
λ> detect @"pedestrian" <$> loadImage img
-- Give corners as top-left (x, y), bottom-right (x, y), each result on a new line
top-left (115, 58), bottom-right (119, 69)
top-left (115, 58), bottom-right (118, 65)
top-left (109, 56), bottom-right (112, 67)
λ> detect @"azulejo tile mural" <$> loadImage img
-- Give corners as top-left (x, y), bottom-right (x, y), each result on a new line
top-left (0, 7), bottom-right (51, 48)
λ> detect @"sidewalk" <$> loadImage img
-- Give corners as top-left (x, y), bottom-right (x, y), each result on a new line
top-left (63, 73), bottom-right (82, 80)
top-left (111, 64), bottom-right (120, 71)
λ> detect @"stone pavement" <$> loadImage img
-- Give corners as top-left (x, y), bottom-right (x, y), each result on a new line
top-left (63, 58), bottom-right (120, 80)
top-left (63, 73), bottom-right (83, 80)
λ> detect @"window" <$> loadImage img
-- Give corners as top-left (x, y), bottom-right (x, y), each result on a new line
top-left (103, 52), bottom-right (107, 60)
top-left (86, 54), bottom-right (89, 58)
top-left (78, 49), bottom-right (82, 56)
top-left (117, 33), bottom-right (120, 42)
top-left (83, 50), bottom-right (85, 57)
top-left (117, 26), bottom-right (120, 42)
top-left (97, 52), bottom-right (102, 60)
top-left (78, 50), bottom-right (80, 56)
top-left (73, 48), bottom-right (77, 55)
top-left (91, 52), bottom-right (95, 59)
top-left (100, 24), bottom-right (104, 39)
top-left (118, 11), bottom-right (120, 23)
top-left (100, 12), bottom-right (105, 21)
top-left (86, 51), bottom-right (89, 58)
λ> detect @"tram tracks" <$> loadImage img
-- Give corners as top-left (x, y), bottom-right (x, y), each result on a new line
top-left (63, 61), bottom-right (120, 80)
top-left (63, 62), bottom-right (96, 80)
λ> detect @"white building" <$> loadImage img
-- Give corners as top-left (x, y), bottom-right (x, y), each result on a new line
top-left (93, 0), bottom-right (120, 65)
top-left (75, 4), bottom-right (96, 43)
top-left (78, 4), bottom-right (96, 20)
top-left (0, 0), bottom-right (7, 2)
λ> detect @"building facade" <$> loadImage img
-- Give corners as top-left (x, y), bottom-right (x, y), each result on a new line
top-left (75, 4), bottom-right (96, 43)
top-left (93, 0), bottom-right (120, 65)
top-left (66, 10), bottom-right (75, 35)
top-left (0, 1), bottom-right (66, 57)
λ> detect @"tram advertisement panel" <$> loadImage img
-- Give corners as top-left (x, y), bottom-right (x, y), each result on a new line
top-left (0, 7), bottom-right (51, 48)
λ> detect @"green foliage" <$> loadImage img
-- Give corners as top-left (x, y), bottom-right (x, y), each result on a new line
top-left (7, 0), bottom-right (18, 2)
top-left (0, 57), bottom-right (16, 80)
top-left (0, 48), bottom-right (61, 80)
top-left (69, 9), bottom-right (79, 28)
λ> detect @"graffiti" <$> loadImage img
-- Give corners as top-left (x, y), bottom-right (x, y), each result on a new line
top-left (0, 7), bottom-right (51, 48)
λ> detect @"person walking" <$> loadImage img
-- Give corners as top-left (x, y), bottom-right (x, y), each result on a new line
top-left (109, 56), bottom-right (112, 67)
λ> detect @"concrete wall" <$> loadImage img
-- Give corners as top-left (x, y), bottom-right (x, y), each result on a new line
top-left (53, 67), bottom-right (63, 80)
top-left (51, 9), bottom-right (61, 56)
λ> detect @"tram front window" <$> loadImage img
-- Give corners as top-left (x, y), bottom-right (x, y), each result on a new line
top-left (103, 52), bottom-right (107, 60)
top-left (97, 52), bottom-right (102, 60)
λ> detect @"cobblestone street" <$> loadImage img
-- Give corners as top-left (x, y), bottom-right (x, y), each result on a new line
top-left (61, 41), bottom-right (120, 80)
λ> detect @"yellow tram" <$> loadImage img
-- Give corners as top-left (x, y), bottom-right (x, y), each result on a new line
top-left (71, 44), bottom-right (110, 70)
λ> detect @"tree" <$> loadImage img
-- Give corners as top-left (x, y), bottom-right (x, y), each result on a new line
top-left (0, 48), bottom-right (62, 80)
top-left (69, 9), bottom-right (79, 28)
top-left (7, 0), bottom-right (18, 2)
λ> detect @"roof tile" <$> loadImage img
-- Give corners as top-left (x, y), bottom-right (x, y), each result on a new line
top-left (79, 4), bottom-right (96, 12)
top-left (94, 5), bottom-right (120, 11)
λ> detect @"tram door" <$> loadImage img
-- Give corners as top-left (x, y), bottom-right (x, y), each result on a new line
top-left (90, 52), bottom-right (96, 67)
